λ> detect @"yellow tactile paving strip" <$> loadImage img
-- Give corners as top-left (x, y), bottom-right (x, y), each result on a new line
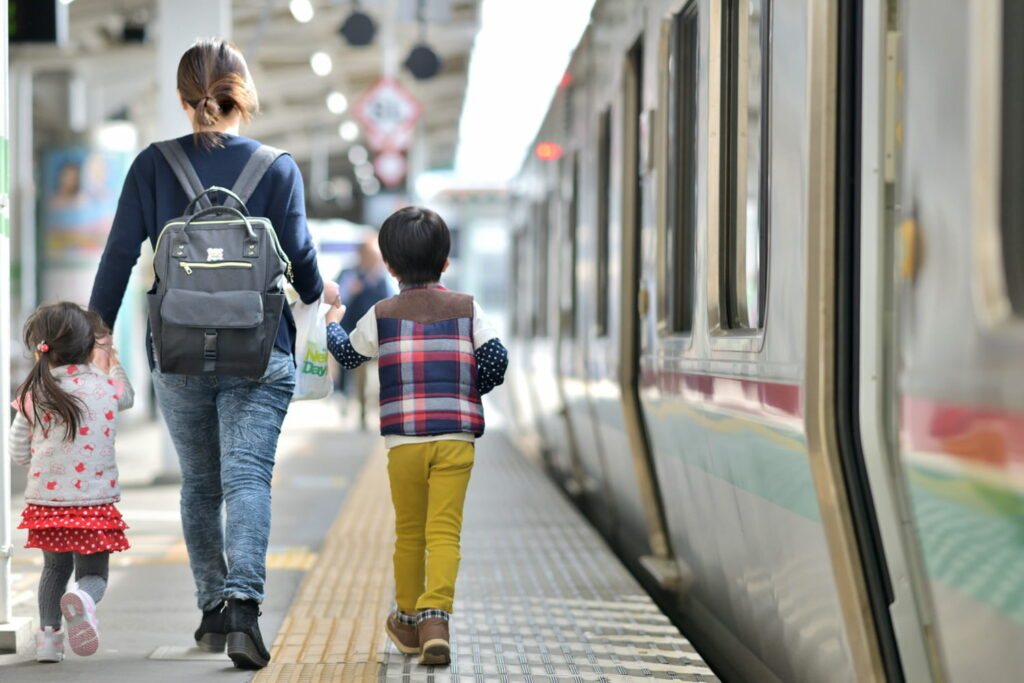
top-left (254, 445), bottom-right (393, 683)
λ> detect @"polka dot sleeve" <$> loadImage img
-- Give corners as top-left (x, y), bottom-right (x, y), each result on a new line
top-left (474, 337), bottom-right (508, 396)
top-left (327, 322), bottom-right (372, 369)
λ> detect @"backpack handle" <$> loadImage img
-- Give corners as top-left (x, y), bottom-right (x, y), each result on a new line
top-left (185, 186), bottom-right (249, 216)
top-left (184, 205), bottom-right (257, 240)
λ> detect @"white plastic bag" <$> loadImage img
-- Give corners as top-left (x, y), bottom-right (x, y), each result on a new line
top-left (291, 299), bottom-right (333, 402)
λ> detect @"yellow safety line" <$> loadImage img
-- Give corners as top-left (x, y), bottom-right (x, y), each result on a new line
top-left (254, 445), bottom-right (394, 682)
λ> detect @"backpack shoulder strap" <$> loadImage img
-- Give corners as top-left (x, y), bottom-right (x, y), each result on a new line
top-left (153, 140), bottom-right (212, 211)
top-left (228, 144), bottom-right (287, 211)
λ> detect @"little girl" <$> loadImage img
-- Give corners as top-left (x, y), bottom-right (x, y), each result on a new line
top-left (8, 302), bottom-right (134, 663)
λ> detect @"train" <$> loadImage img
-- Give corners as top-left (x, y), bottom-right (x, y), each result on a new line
top-left (505, 1), bottom-right (1023, 681)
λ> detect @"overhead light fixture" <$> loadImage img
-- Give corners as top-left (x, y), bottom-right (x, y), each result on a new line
top-left (404, 0), bottom-right (441, 80)
top-left (338, 120), bottom-right (359, 141)
top-left (326, 91), bottom-right (348, 115)
top-left (339, 9), bottom-right (376, 47)
top-left (360, 177), bottom-right (381, 196)
top-left (354, 162), bottom-right (375, 181)
top-left (289, 0), bottom-right (314, 23)
top-left (347, 144), bottom-right (368, 165)
top-left (60, 0), bottom-right (76, 5)
top-left (310, 51), bottom-right (333, 77)
top-left (404, 44), bottom-right (442, 80)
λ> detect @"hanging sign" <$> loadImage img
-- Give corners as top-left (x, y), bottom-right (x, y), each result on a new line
top-left (353, 77), bottom-right (422, 152)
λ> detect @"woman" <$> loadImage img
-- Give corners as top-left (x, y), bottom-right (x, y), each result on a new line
top-left (89, 39), bottom-right (339, 670)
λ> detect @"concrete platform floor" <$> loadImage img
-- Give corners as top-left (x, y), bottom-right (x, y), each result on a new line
top-left (0, 398), bottom-right (717, 682)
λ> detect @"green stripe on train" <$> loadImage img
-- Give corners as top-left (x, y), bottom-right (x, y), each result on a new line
top-left (908, 466), bottom-right (1024, 623)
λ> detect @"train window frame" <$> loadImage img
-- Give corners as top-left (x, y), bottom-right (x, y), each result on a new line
top-left (708, 0), bottom-right (772, 351)
top-left (659, 1), bottom-right (699, 338)
top-left (974, 0), bottom-right (1024, 329)
top-left (596, 107), bottom-right (612, 338)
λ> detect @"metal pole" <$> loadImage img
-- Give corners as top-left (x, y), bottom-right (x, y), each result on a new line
top-left (1, 0), bottom-right (32, 651)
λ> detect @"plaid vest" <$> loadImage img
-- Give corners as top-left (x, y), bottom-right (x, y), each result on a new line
top-left (375, 285), bottom-right (485, 437)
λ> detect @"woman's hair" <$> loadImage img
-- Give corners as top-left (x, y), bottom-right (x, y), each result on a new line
top-left (177, 38), bottom-right (259, 149)
top-left (16, 302), bottom-right (97, 441)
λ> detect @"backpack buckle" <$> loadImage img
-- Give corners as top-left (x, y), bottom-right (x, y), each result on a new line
top-left (244, 239), bottom-right (258, 259)
top-left (203, 330), bottom-right (218, 372)
top-left (173, 243), bottom-right (187, 258)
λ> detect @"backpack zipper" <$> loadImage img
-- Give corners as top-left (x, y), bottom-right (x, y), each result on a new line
top-left (179, 261), bottom-right (254, 275)
top-left (155, 219), bottom-right (294, 282)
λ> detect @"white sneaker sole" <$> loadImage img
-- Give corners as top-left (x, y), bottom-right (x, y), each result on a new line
top-left (60, 592), bottom-right (99, 657)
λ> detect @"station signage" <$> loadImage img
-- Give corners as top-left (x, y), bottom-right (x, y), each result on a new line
top-left (353, 77), bottom-right (422, 153)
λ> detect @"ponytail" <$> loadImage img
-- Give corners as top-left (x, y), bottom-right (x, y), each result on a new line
top-left (16, 353), bottom-right (86, 442)
top-left (177, 39), bottom-right (259, 149)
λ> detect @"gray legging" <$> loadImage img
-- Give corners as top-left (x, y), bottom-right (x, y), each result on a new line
top-left (39, 551), bottom-right (109, 629)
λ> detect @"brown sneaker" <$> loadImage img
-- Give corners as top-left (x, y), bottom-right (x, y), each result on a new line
top-left (417, 617), bottom-right (450, 665)
top-left (385, 612), bottom-right (420, 654)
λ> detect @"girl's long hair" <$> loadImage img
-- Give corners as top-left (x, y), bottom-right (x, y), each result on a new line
top-left (16, 302), bottom-right (96, 441)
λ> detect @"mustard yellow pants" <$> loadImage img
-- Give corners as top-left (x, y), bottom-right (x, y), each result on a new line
top-left (387, 440), bottom-right (474, 614)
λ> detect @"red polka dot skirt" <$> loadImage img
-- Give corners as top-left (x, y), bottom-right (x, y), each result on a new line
top-left (19, 503), bottom-right (129, 554)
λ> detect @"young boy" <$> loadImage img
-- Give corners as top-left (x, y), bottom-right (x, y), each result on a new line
top-left (325, 206), bottom-right (508, 665)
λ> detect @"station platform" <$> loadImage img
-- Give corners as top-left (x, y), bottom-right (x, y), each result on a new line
top-left (0, 402), bottom-right (717, 682)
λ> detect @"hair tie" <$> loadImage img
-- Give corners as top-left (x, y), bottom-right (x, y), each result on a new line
top-left (36, 341), bottom-right (49, 353)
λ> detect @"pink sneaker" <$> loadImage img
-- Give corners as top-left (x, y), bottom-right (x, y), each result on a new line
top-left (60, 586), bottom-right (99, 656)
top-left (35, 626), bottom-right (64, 663)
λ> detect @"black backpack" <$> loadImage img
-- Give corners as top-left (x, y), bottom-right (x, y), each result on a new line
top-left (149, 139), bottom-right (294, 376)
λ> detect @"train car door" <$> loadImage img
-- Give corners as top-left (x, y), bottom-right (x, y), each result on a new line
top-left (890, 1), bottom-right (1024, 679)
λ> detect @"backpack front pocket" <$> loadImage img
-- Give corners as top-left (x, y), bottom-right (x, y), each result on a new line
top-left (160, 289), bottom-right (264, 328)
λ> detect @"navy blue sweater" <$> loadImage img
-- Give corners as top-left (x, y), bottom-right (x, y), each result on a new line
top-left (89, 134), bottom-right (324, 367)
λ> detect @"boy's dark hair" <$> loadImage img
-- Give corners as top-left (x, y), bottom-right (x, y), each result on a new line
top-left (378, 206), bottom-right (450, 285)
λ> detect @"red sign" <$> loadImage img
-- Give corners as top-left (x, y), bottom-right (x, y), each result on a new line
top-left (353, 77), bottom-right (422, 152)
top-left (374, 151), bottom-right (408, 187)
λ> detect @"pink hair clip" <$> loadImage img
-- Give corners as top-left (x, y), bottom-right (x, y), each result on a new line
top-left (36, 341), bottom-right (50, 353)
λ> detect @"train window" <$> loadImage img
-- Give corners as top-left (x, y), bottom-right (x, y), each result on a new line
top-left (564, 153), bottom-right (580, 337)
top-left (511, 231), bottom-right (526, 337)
top-left (664, 3), bottom-right (699, 334)
top-left (597, 108), bottom-right (612, 337)
top-left (720, 0), bottom-right (771, 330)
top-left (536, 199), bottom-right (550, 336)
top-left (1001, 1), bottom-right (1024, 314)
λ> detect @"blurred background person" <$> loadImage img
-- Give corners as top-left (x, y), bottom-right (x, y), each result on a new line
top-left (334, 232), bottom-right (396, 428)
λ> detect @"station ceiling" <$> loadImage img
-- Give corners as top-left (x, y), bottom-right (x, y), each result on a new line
top-left (14, 0), bottom-right (481, 170)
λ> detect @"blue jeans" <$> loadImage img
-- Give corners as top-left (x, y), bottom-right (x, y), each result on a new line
top-left (152, 349), bottom-right (295, 610)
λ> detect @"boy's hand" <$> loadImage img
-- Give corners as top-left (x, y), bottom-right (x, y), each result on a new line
top-left (325, 304), bottom-right (346, 326)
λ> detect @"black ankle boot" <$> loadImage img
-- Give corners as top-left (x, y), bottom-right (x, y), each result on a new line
top-left (225, 598), bottom-right (271, 669)
top-left (194, 601), bottom-right (226, 652)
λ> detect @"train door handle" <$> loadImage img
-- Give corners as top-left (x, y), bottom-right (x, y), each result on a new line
top-left (638, 286), bottom-right (650, 316)
top-left (899, 216), bottom-right (920, 281)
